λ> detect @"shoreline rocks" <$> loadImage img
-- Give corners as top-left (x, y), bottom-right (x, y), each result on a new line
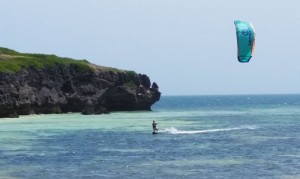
top-left (0, 64), bottom-right (160, 118)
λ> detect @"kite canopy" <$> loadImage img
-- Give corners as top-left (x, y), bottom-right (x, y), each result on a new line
top-left (234, 20), bottom-right (255, 63)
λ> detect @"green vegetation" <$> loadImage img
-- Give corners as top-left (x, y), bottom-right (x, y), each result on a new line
top-left (122, 71), bottom-right (138, 88)
top-left (0, 47), bottom-right (19, 55)
top-left (0, 47), bottom-right (93, 73)
top-left (125, 70), bottom-right (138, 80)
top-left (123, 81), bottom-right (137, 88)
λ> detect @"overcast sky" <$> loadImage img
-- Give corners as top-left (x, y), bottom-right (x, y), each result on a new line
top-left (1, 0), bottom-right (300, 95)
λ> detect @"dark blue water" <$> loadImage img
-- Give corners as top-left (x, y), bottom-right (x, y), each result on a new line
top-left (0, 95), bottom-right (300, 178)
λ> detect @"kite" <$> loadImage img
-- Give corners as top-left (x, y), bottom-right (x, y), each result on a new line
top-left (234, 20), bottom-right (255, 63)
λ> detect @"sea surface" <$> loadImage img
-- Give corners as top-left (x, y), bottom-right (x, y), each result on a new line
top-left (0, 95), bottom-right (300, 179)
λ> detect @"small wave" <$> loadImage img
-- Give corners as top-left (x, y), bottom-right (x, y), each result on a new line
top-left (162, 125), bottom-right (257, 135)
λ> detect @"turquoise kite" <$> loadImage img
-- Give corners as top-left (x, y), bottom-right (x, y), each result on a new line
top-left (234, 20), bottom-right (255, 63)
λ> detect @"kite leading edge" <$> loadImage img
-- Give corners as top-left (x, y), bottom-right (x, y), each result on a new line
top-left (234, 20), bottom-right (255, 63)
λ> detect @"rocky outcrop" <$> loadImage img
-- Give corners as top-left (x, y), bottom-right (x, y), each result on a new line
top-left (0, 64), bottom-right (160, 118)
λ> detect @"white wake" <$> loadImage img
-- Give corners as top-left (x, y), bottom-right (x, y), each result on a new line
top-left (162, 125), bottom-right (257, 134)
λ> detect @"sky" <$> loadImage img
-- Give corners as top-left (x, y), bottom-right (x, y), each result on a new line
top-left (1, 0), bottom-right (300, 95)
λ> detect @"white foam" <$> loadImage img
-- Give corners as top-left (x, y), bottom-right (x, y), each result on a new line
top-left (162, 125), bottom-right (257, 135)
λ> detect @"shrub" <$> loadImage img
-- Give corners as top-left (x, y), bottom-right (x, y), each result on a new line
top-left (0, 47), bottom-right (94, 73)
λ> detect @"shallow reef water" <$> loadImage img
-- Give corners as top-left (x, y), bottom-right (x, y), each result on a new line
top-left (0, 95), bottom-right (300, 178)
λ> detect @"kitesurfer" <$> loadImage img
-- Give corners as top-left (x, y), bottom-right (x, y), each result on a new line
top-left (152, 120), bottom-right (158, 133)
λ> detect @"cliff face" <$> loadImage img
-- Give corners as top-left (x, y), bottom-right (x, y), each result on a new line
top-left (0, 63), bottom-right (160, 118)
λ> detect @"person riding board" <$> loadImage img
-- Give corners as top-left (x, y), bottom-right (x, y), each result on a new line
top-left (152, 120), bottom-right (158, 133)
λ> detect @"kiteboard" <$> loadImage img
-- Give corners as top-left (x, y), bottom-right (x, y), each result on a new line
top-left (152, 131), bottom-right (158, 135)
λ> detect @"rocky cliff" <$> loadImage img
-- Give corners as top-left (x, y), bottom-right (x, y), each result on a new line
top-left (0, 48), bottom-right (160, 118)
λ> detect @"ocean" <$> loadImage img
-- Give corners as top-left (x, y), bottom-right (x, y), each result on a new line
top-left (0, 95), bottom-right (300, 178)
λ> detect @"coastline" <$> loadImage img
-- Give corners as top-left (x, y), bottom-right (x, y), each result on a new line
top-left (0, 48), bottom-right (161, 118)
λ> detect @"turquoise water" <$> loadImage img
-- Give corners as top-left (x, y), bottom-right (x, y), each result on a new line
top-left (0, 95), bottom-right (300, 178)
